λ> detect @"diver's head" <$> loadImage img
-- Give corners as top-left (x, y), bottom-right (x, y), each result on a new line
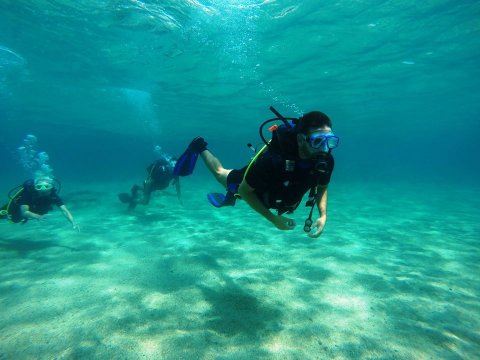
top-left (34, 177), bottom-right (54, 195)
top-left (296, 111), bottom-right (339, 158)
top-left (298, 111), bottom-right (332, 131)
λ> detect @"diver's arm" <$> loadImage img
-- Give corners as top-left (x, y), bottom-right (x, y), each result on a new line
top-left (238, 180), bottom-right (295, 230)
top-left (59, 205), bottom-right (80, 231)
top-left (308, 185), bottom-right (328, 238)
top-left (20, 204), bottom-right (43, 220)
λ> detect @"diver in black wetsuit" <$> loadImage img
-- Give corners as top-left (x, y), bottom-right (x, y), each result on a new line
top-left (173, 108), bottom-right (339, 238)
top-left (0, 177), bottom-right (80, 231)
top-left (118, 153), bottom-right (181, 210)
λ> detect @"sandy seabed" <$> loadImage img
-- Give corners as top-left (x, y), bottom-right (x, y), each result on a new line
top-left (1, 178), bottom-right (479, 359)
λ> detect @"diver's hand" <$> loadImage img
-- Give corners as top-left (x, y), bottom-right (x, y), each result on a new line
top-left (307, 216), bottom-right (326, 238)
top-left (37, 214), bottom-right (49, 221)
top-left (72, 223), bottom-right (81, 232)
top-left (271, 215), bottom-right (296, 230)
top-left (25, 211), bottom-right (45, 221)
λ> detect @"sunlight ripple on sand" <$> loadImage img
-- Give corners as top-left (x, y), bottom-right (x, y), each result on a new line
top-left (139, 339), bottom-right (161, 356)
top-left (142, 291), bottom-right (172, 309)
top-left (325, 293), bottom-right (371, 321)
top-left (265, 337), bottom-right (295, 354)
top-left (325, 293), bottom-right (367, 309)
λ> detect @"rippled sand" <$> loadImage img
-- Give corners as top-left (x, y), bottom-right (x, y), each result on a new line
top-left (1, 178), bottom-right (479, 359)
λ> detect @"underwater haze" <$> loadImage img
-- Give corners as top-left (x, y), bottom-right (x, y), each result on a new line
top-left (1, 1), bottom-right (479, 359)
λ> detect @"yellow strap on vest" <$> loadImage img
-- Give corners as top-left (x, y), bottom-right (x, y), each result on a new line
top-left (231, 143), bottom-right (269, 199)
top-left (243, 143), bottom-right (269, 181)
top-left (5, 187), bottom-right (24, 223)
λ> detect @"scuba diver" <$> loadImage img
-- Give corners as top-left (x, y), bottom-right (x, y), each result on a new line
top-left (173, 107), bottom-right (339, 238)
top-left (118, 150), bottom-right (182, 210)
top-left (0, 177), bottom-right (80, 231)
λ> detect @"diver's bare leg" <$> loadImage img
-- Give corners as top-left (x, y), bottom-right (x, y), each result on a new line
top-left (200, 150), bottom-right (230, 188)
top-left (142, 181), bottom-right (153, 205)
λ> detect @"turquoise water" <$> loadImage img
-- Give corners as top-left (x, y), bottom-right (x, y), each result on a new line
top-left (1, 1), bottom-right (479, 359)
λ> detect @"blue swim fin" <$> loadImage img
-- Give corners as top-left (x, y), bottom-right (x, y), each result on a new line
top-left (118, 192), bottom-right (138, 210)
top-left (173, 137), bottom-right (207, 177)
top-left (207, 192), bottom-right (236, 208)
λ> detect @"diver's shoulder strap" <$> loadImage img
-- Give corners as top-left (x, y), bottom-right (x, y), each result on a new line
top-left (4, 186), bottom-right (25, 222)
top-left (242, 144), bottom-right (269, 182)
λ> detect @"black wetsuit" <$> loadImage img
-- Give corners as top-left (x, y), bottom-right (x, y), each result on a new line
top-left (227, 148), bottom-right (334, 214)
top-left (146, 159), bottom-right (175, 191)
top-left (1, 180), bottom-right (63, 223)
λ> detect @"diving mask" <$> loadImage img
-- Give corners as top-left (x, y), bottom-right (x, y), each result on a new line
top-left (305, 131), bottom-right (339, 152)
top-left (35, 182), bottom-right (53, 191)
